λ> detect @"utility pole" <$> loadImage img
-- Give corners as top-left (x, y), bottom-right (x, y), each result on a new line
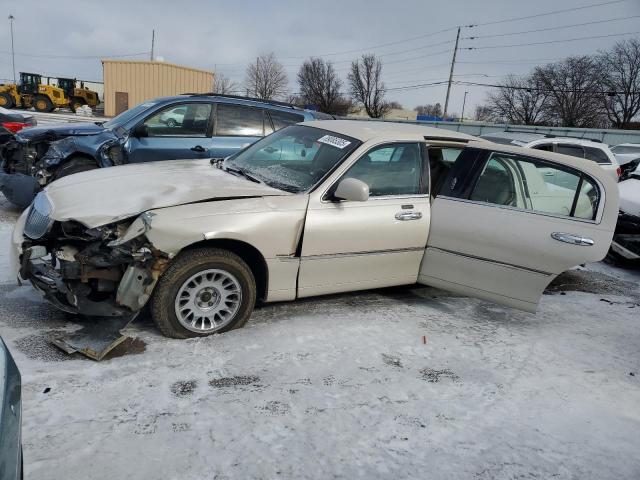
top-left (443, 26), bottom-right (460, 119)
top-left (8, 15), bottom-right (16, 84)
top-left (150, 29), bottom-right (155, 61)
top-left (460, 91), bottom-right (469, 122)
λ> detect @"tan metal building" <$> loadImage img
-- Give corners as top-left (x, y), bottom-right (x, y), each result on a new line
top-left (102, 60), bottom-right (214, 116)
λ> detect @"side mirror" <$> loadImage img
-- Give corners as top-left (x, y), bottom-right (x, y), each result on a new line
top-left (334, 178), bottom-right (369, 202)
top-left (131, 124), bottom-right (148, 138)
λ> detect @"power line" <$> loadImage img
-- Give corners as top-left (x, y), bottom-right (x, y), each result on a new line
top-left (463, 14), bottom-right (640, 40)
top-left (454, 80), bottom-right (639, 95)
top-left (0, 50), bottom-right (150, 59)
top-left (469, 0), bottom-right (630, 27)
top-left (464, 30), bottom-right (640, 50)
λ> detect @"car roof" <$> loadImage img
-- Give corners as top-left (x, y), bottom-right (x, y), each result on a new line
top-left (150, 94), bottom-right (324, 118)
top-left (527, 137), bottom-right (606, 148)
top-left (300, 119), bottom-right (477, 142)
top-left (614, 143), bottom-right (640, 147)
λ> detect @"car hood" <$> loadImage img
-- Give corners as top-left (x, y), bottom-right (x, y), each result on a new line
top-left (619, 177), bottom-right (640, 217)
top-left (15, 122), bottom-right (106, 142)
top-left (44, 159), bottom-right (290, 228)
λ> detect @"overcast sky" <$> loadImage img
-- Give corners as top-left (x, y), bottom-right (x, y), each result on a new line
top-left (2, 0), bottom-right (639, 116)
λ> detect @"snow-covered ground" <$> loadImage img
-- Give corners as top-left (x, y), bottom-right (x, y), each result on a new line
top-left (0, 206), bottom-right (639, 479)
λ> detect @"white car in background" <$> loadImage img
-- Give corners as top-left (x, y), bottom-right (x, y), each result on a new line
top-left (524, 137), bottom-right (621, 183)
top-left (611, 143), bottom-right (640, 166)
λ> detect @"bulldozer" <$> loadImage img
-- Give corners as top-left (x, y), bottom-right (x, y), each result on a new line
top-left (57, 77), bottom-right (100, 112)
top-left (0, 72), bottom-right (67, 112)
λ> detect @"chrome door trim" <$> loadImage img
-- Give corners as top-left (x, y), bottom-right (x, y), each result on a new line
top-left (395, 211), bottom-right (423, 221)
top-left (299, 246), bottom-right (425, 261)
top-left (427, 246), bottom-right (554, 276)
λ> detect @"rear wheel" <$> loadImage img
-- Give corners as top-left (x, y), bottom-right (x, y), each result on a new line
top-left (166, 118), bottom-right (177, 127)
top-left (150, 248), bottom-right (256, 339)
top-left (53, 157), bottom-right (98, 180)
top-left (0, 92), bottom-right (15, 109)
top-left (33, 95), bottom-right (53, 112)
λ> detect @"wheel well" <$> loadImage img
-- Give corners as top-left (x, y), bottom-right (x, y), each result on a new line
top-left (64, 153), bottom-right (98, 166)
top-left (183, 239), bottom-right (268, 302)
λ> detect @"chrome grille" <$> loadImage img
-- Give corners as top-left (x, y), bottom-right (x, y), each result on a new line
top-left (24, 193), bottom-right (53, 239)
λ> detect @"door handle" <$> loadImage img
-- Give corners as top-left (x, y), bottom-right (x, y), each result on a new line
top-left (395, 211), bottom-right (422, 221)
top-left (191, 145), bottom-right (206, 153)
top-left (551, 232), bottom-right (594, 246)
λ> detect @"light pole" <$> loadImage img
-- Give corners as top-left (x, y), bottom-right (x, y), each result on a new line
top-left (8, 15), bottom-right (16, 84)
top-left (460, 91), bottom-right (469, 123)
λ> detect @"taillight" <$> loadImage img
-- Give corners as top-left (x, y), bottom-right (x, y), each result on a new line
top-left (616, 166), bottom-right (622, 178)
top-left (1, 122), bottom-right (29, 133)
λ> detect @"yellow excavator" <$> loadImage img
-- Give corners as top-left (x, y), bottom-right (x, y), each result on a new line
top-left (57, 77), bottom-right (100, 112)
top-left (0, 72), bottom-right (67, 112)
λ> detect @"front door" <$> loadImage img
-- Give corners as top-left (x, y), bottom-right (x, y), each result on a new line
top-left (127, 102), bottom-right (214, 163)
top-left (418, 147), bottom-right (617, 312)
top-left (298, 142), bottom-right (431, 297)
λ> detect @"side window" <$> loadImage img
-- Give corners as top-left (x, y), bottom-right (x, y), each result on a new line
top-left (216, 104), bottom-right (264, 137)
top-left (341, 143), bottom-right (424, 197)
top-left (469, 153), bottom-right (599, 220)
top-left (532, 143), bottom-right (553, 152)
top-left (584, 147), bottom-right (611, 164)
top-left (557, 144), bottom-right (585, 158)
top-left (269, 111), bottom-right (305, 131)
top-left (428, 147), bottom-right (462, 196)
top-left (144, 103), bottom-right (212, 137)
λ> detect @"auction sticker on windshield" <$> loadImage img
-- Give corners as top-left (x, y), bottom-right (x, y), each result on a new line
top-left (317, 135), bottom-right (351, 149)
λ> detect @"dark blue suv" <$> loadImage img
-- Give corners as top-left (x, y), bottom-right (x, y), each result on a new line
top-left (0, 94), bottom-right (332, 207)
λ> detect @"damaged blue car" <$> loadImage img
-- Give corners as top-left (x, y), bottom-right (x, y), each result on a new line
top-left (0, 94), bottom-right (331, 207)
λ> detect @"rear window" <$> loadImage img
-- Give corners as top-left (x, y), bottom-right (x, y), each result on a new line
top-left (556, 144), bottom-right (585, 158)
top-left (611, 145), bottom-right (640, 154)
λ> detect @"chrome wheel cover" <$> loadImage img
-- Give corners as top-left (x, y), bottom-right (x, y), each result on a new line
top-left (174, 269), bottom-right (242, 333)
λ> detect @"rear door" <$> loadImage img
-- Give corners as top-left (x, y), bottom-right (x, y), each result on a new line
top-left (208, 103), bottom-right (266, 158)
top-left (418, 146), bottom-right (617, 312)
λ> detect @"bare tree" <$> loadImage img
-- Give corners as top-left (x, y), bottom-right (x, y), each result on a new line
top-left (244, 53), bottom-right (288, 100)
top-left (486, 74), bottom-right (549, 125)
top-left (474, 105), bottom-right (494, 122)
top-left (297, 57), bottom-right (350, 115)
top-left (597, 39), bottom-right (640, 128)
top-left (532, 56), bottom-right (606, 128)
top-left (213, 73), bottom-right (239, 95)
top-left (348, 54), bottom-right (390, 118)
top-left (414, 103), bottom-right (443, 117)
top-left (387, 101), bottom-right (403, 109)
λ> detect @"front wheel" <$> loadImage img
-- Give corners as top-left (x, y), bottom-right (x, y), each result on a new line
top-left (150, 248), bottom-right (256, 339)
top-left (33, 95), bottom-right (54, 112)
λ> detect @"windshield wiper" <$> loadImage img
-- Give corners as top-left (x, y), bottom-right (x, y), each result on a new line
top-left (223, 165), bottom-right (262, 184)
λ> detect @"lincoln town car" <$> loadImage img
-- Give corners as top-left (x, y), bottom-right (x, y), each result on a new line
top-left (11, 121), bottom-right (619, 338)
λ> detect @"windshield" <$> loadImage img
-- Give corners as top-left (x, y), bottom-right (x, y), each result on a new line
top-left (226, 125), bottom-right (360, 193)
top-left (103, 102), bottom-right (158, 129)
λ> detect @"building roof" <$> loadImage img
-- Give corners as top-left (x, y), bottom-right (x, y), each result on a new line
top-left (101, 59), bottom-right (213, 76)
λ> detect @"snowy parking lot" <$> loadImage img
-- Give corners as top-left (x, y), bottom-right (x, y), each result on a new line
top-left (1, 197), bottom-right (639, 479)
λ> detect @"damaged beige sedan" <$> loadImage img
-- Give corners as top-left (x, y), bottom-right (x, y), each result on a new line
top-left (11, 120), bottom-right (619, 338)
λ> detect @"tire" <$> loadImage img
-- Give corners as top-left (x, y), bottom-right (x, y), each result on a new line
top-left (150, 247), bottom-right (256, 339)
top-left (69, 97), bottom-right (85, 113)
top-left (52, 157), bottom-right (98, 180)
top-left (0, 92), bottom-right (15, 109)
top-left (166, 118), bottom-right (177, 127)
top-left (33, 95), bottom-right (53, 113)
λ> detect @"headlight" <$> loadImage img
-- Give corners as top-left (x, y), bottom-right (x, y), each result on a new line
top-left (100, 143), bottom-right (124, 165)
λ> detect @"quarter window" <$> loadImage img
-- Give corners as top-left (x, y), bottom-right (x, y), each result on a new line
top-left (341, 143), bottom-right (424, 197)
top-left (216, 104), bottom-right (265, 137)
top-left (269, 111), bottom-right (305, 131)
top-left (556, 144), bottom-right (585, 158)
top-left (143, 103), bottom-right (212, 137)
top-left (584, 147), bottom-right (611, 164)
top-left (469, 153), bottom-right (599, 220)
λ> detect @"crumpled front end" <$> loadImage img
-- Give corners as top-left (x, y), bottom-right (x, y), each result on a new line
top-left (611, 211), bottom-right (640, 261)
top-left (16, 193), bottom-right (170, 316)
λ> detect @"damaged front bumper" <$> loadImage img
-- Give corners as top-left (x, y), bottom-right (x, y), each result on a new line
top-left (15, 214), bottom-right (170, 318)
